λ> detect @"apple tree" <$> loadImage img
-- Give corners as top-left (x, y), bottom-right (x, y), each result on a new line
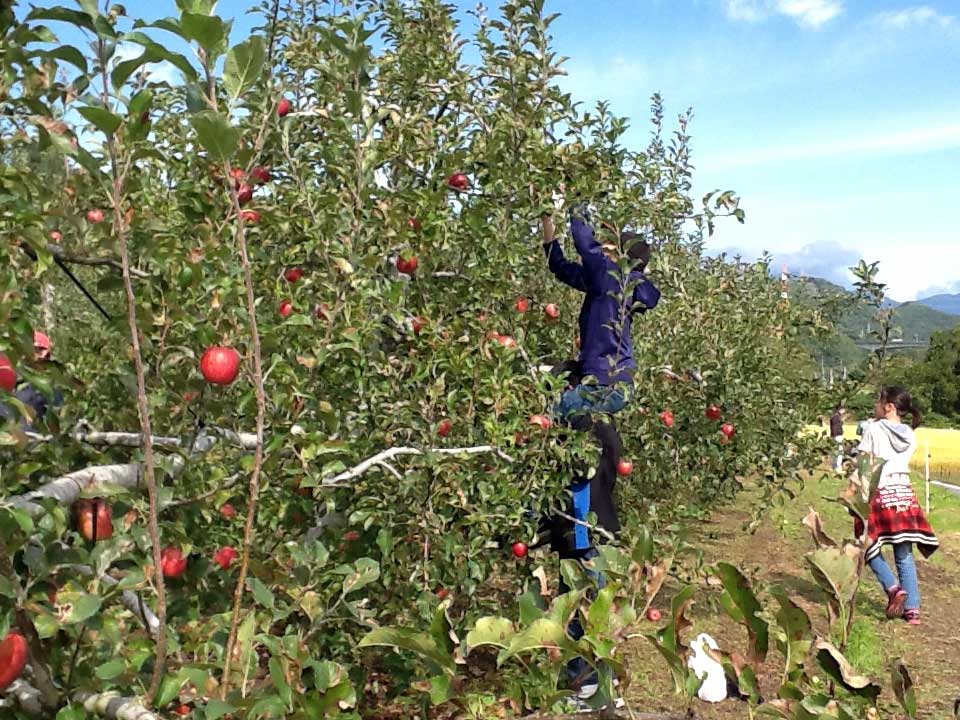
top-left (0, 0), bottom-right (843, 717)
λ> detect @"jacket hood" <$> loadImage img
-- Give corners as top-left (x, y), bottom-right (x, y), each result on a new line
top-left (875, 419), bottom-right (914, 453)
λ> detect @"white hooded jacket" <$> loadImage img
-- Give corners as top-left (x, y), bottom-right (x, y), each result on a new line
top-left (857, 419), bottom-right (916, 488)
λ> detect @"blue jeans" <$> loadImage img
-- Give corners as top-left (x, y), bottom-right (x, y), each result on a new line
top-left (554, 384), bottom-right (627, 422)
top-left (868, 543), bottom-right (920, 611)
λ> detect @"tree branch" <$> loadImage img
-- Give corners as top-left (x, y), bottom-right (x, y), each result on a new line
top-left (43, 243), bottom-right (149, 278)
top-left (323, 445), bottom-right (514, 486)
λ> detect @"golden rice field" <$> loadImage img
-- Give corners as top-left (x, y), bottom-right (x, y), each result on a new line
top-left (806, 423), bottom-right (960, 482)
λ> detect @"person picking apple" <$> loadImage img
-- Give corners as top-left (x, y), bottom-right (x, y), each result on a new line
top-left (0, 331), bottom-right (64, 430)
top-left (541, 203), bottom-right (660, 421)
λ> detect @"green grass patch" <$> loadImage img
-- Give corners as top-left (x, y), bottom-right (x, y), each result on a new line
top-left (844, 617), bottom-right (885, 676)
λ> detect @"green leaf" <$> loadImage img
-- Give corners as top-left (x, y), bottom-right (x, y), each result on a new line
top-left (714, 563), bottom-right (768, 663)
top-left (111, 49), bottom-right (159, 90)
top-left (248, 577), bottom-right (274, 609)
top-left (891, 658), bottom-right (917, 719)
top-left (341, 558), bottom-right (379, 596)
top-left (359, 627), bottom-right (456, 675)
top-left (43, 46), bottom-right (88, 74)
top-left (223, 36), bottom-right (265, 100)
top-left (123, 31), bottom-right (198, 81)
top-left (498, 618), bottom-right (578, 665)
top-left (129, 89), bottom-right (153, 115)
top-left (180, 13), bottom-right (228, 56)
top-left (770, 587), bottom-right (812, 683)
top-left (55, 706), bottom-right (87, 720)
top-left (27, 6), bottom-right (96, 33)
top-left (77, 105), bottom-right (123, 136)
top-left (190, 112), bottom-right (239, 161)
top-left (61, 592), bottom-right (101, 624)
top-left (464, 617), bottom-right (515, 654)
top-left (203, 699), bottom-right (236, 720)
top-left (153, 672), bottom-right (188, 708)
top-left (34, 613), bottom-right (59, 639)
top-left (95, 659), bottom-right (126, 680)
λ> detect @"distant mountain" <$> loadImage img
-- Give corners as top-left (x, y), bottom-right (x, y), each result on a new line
top-left (915, 293), bottom-right (960, 316)
top-left (789, 276), bottom-right (960, 368)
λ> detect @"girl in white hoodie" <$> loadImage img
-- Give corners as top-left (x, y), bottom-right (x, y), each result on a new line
top-left (856, 387), bottom-right (938, 626)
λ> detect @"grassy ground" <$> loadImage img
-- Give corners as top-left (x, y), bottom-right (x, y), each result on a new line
top-left (621, 469), bottom-right (960, 719)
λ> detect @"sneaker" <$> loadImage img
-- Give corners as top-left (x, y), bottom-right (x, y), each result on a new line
top-left (904, 609), bottom-right (921, 626)
top-left (576, 682), bottom-right (599, 700)
top-left (885, 586), bottom-right (907, 619)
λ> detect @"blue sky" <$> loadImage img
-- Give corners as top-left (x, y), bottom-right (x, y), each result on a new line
top-left (23, 0), bottom-right (960, 299)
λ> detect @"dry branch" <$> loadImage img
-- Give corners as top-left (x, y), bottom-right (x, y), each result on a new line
top-left (323, 444), bottom-right (515, 486)
top-left (73, 691), bottom-right (160, 720)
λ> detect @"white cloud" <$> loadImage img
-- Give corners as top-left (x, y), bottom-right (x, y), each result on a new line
top-left (777, 0), bottom-right (843, 28)
top-left (724, 0), bottom-right (843, 29)
top-left (702, 123), bottom-right (960, 171)
top-left (725, 0), bottom-right (766, 22)
top-left (874, 6), bottom-right (955, 30)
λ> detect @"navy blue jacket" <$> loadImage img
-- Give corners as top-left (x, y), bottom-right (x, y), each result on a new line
top-left (544, 217), bottom-right (660, 384)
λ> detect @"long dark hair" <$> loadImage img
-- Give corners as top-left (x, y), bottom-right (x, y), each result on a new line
top-left (880, 386), bottom-right (923, 429)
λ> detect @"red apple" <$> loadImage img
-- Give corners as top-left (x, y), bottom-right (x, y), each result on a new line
top-left (511, 542), bottom-right (528, 559)
top-left (250, 166), bottom-right (271, 184)
top-left (721, 423), bottom-right (736, 439)
top-left (437, 419), bottom-right (452, 437)
top-left (49, 230), bottom-right (62, 242)
top-left (344, 530), bottom-right (360, 543)
top-left (616, 459), bottom-right (633, 477)
top-left (183, 390), bottom-right (200, 404)
top-left (447, 172), bottom-right (469, 191)
top-left (86, 208), bottom-right (105, 223)
top-left (279, 300), bottom-right (294, 318)
top-left (514, 297), bottom-right (529, 313)
top-left (75, 499), bottom-right (113, 542)
top-left (496, 335), bottom-right (517, 349)
top-left (706, 405), bottom-right (722, 421)
top-left (407, 216), bottom-right (421, 232)
top-left (659, 410), bottom-right (674, 428)
top-left (160, 547), bottom-right (188, 579)
top-left (0, 354), bottom-right (15, 393)
top-left (213, 547), bottom-right (238, 570)
top-left (646, 608), bottom-right (662, 622)
top-left (236, 184), bottom-right (253, 205)
top-left (239, 209), bottom-right (260, 224)
top-left (544, 303), bottom-right (560, 319)
top-left (228, 167), bottom-right (245, 183)
top-left (277, 98), bottom-right (292, 117)
top-left (200, 346), bottom-right (241, 385)
top-left (0, 632), bottom-right (29, 691)
top-left (396, 256), bottom-right (418, 275)
top-left (529, 414), bottom-right (551, 431)
top-left (411, 317), bottom-right (426, 335)
top-left (219, 503), bottom-right (236, 520)
top-left (173, 704), bottom-right (192, 717)
top-left (436, 588), bottom-right (449, 600)
top-left (284, 267), bottom-right (304, 283)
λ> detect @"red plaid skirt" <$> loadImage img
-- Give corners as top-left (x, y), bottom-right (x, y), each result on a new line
top-left (853, 481), bottom-right (938, 561)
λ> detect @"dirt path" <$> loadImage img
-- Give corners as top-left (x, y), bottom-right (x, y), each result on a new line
top-left (622, 473), bottom-right (960, 719)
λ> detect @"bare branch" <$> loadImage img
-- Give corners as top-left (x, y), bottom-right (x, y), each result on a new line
top-left (6, 457), bottom-right (185, 518)
top-left (43, 243), bottom-right (149, 278)
top-left (555, 511), bottom-right (617, 543)
top-left (72, 691), bottom-right (161, 720)
top-left (324, 445), bottom-right (514, 486)
top-left (0, 679), bottom-right (44, 717)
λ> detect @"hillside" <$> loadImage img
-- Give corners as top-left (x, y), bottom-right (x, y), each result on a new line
top-left (791, 276), bottom-right (960, 368)
top-left (917, 293), bottom-right (960, 316)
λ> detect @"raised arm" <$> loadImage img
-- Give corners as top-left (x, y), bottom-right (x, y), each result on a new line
top-left (542, 215), bottom-right (587, 292)
top-left (569, 215), bottom-right (612, 291)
